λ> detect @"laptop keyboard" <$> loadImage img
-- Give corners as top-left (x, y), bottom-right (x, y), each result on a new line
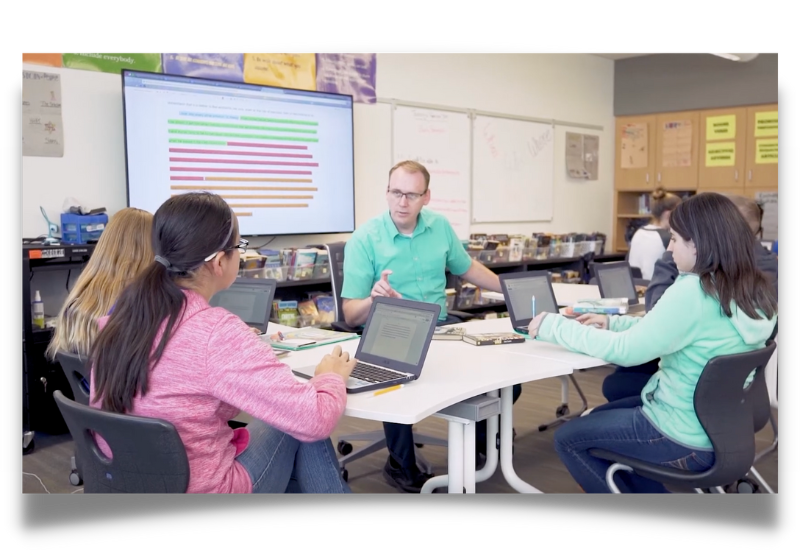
top-left (351, 362), bottom-right (405, 383)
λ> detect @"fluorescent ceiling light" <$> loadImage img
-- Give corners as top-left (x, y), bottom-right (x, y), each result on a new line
top-left (711, 53), bottom-right (760, 62)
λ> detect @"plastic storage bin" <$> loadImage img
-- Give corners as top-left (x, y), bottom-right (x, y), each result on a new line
top-left (60, 213), bottom-right (108, 244)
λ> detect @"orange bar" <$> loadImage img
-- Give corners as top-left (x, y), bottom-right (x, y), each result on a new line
top-left (227, 203), bottom-right (309, 208)
top-left (206, 177), bottom-right (313, 183)
top-left (170, 185), bottom-right (318, 192)
top-left (233, 212), bottom-right (253, 217)
top-left (218, 194), bottom-right (314, 200)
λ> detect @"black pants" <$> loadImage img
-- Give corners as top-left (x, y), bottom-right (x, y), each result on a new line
top-left (384, 313), bottom-right (523, 471)
top-left (601, 359), bottom-right (659, 403)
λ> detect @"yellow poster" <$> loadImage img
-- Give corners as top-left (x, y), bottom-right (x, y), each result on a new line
top-left (754, 111), bottom-right (778, 137)
top-left (756, 138), bottom-right (778, 164)
top-left (620, 123), bottom-right (648, 169)
top-left (705, 142), bottom-right (736, 167)
top-left (706, 114), bottom-right (736, 140)
top-left (243, 54), bottom-right (316, 90)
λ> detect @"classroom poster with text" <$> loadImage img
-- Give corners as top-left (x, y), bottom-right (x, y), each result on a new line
top-left (315, 54), bottom-right (376, 103)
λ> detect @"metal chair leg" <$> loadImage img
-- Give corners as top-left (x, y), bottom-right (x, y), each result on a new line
top-left (538, 374), bottom-right (589, 432)
top-left (605, 463), bottom-right (633, 493)
top-left (748, 467), bottom-right (775, 494)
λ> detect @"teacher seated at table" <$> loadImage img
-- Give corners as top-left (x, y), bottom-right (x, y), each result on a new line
top-left (341, 159), bottom-right (521, 493)
top-left (527, 192), bottom-right (777, 493)
top-left (600, 192), bottom-right (779, 404)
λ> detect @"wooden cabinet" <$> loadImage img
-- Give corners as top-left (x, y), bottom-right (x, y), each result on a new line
top-left (654, 111), bottom-right (700, 190)
top-left (698, 107), bottom-right (747, 192)
top-left (615, 115), bottom-right (656, 191)
top-left (745, 103), bottom-right (778, 189)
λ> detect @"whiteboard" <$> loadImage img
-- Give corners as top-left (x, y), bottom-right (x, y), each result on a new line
top-left (472, 115), bottom-right (555, 223)
top-left (393, 106), bottom-right (471, 239)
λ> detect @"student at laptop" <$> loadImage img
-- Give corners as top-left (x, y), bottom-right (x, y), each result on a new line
top-left (89, 193), bottom-right (356, 494)
top-left (340, 160), bottom-right (518, 492)
top-left (46, 208), bottom-right (154, 391)
top-left (627, 187), bottom-right (682, 281)
top-left (526, 193), bottom-right (777, 492)
top-left (601, 193), bottom-right (779, 403)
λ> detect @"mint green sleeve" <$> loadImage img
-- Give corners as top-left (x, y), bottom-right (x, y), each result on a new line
top-left (609, 315), bottom-right (640, 332)
top-left (537, 279), bottom-right (700, 367)
top-left (443, 220), bottom-right (473, 276)
top-left (341, 235), bottom-right (374, 300)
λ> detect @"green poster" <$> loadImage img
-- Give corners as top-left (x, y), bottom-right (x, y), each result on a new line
top-left (62, 53), bottom-right (162, 74)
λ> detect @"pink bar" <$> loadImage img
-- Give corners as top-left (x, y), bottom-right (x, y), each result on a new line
top-left (169, 148), bottom-right (312, 158)
top-left (226, 141), bottom-right (307, 150)
top-left (170, 167), bottom-right (313, 175)
top-left (169, 157), bottom-right (318, 167)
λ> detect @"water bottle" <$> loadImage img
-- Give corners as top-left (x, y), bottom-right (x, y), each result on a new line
top-left (531, 295), bottom-right (536, 318)
top-left (33, 290), bottom-right (44, 329)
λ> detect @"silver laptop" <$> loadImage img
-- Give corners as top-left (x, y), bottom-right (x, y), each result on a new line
top-left (208, 278), bottom-right (277, 334)
top-left (594, 262), bottom-right (646, 314)
top-left (499, 271), bottom-right (561, 335)
top-left (292, 297), bottom-right (440, 394)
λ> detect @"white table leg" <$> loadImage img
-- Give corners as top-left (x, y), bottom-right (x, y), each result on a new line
top-left (499, 385), bottom-right (542, 493)
top-left (464, 420), bottom-right (476, 493)
top-left (476, 390), bottom-right (499, 483)
top-left (448, 420), bottom-right (465, 493)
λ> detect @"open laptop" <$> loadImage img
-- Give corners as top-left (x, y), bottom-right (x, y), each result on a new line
top-left (593, 262), bottom-right (646, 314)
top-left (499, 271), bottom-right (561, 335)
top-left (292, 297), bottom-right (440, 394)
top-left (208, 278), bottom-right (277, 334)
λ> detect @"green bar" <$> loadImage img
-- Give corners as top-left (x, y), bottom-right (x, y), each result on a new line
top-left (240, 116), bottom-right (318, 126)
top-left (168, 119), bottom-right (316, 134)
top-left (168, 129), bottom-right (318, 142)
top-left (168, 138), bottom-right (228, 145)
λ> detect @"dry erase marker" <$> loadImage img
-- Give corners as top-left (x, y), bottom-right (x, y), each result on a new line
top-left (531, 295), bottom-right (536, 317)
top-left (371, 384), bottom-right (404, 397)
top-left (277, 331), bottom-right (285, 341)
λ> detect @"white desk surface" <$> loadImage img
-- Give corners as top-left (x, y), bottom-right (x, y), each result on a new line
top-left (478, 283), bottom-right (643, 308)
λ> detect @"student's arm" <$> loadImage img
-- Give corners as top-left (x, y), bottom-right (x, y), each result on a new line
top-left (443, 221), bottom-right (501, 292)
top-left (341, 237), bottom-right (376, 327)
top-left (206, 315), bottom-right (347, 442)
top-left (537, 276), bottom-right (700, 367)
top-left (645, 251), bottom-right (678, 311)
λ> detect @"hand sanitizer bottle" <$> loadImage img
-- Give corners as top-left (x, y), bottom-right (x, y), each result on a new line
top-left (33, 291), bottom-right (45, 329)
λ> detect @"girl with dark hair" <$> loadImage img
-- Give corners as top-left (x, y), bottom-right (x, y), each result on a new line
top-left (89, 193), bottom-right (356, 493)
top-left (526, 192), bottom-right (777, 493)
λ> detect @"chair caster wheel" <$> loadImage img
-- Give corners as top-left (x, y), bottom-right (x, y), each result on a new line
top-left (340, 468), bottom-right (349, 482)
top-left (69, 471), bottom-right (83, 486)
top-left (555, 405), bottom-right (570, 417)
top-left (337, 441), bottom-right (353, 456)
top-left (733, 479), bottom-right (757, 493)
top-left (23, 440), bottom-right (35, 455)
top-left (537, 425), bottom-right (547, 432)
top-left (415, 443), bottom-right (424, 448)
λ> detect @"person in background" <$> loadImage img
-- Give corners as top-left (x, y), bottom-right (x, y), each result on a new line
top-left (528, 192), bottom-right (777, 493)
top-left (46, 207), bottom-right (154, 364)
top-left (600, 192), bottom-right (779, 403)
top-left (627, 187), bottom-right (682, 281)
top-left (341, 160), bottom-right (519, 492)
top-left (89, 193), bottom-right (355, 493)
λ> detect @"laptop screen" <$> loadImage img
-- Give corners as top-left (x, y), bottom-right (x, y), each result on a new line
top-left (209, 284), bottom-right (273, 329)
top-left (597, 265), bottom-right (637, 301)
top-left (359, 302), bottom-right (436, 367)
top-left (504, 275), bottom-right (559, 320)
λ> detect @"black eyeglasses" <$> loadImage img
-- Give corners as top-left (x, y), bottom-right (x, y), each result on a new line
top-left (387, 189), bottom-right (426, 202)
top-left (204, 238), bottom-right (249, 262)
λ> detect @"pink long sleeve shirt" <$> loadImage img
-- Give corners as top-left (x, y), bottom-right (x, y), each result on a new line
top-left (89, 289), bottom-right (347, 493)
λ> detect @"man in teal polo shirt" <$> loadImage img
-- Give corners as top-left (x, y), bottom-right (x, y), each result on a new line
top-left (341, 160), bottom-right (519, 492)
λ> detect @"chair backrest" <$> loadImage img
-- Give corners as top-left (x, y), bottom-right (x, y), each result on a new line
top-left (325, 241), bottom-right (347, 323)
top-left (53, 390), bottom-right (190, 493)
top-left (692, 341), bottom-right (776, 487)
top-left (56, 350), bottom-right (91, 406)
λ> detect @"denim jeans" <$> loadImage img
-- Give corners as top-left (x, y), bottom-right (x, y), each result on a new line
top-left (553, 396), bottom-right (715, 493)
top-left (236, 419), bottom-right (350, 493)
top-left (601, 360), bottom-right (659, 402)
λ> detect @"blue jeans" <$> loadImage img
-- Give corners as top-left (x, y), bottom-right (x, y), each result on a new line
top-left (553, 397), bottom-right (715, 493)
top-left (236, 419), bottom-right (350, 493)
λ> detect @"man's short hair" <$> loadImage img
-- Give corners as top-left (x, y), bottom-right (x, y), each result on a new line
top-left (388, 160), bottom-right (430, 191)
top-left (723, 193), bottom-right (763, 236)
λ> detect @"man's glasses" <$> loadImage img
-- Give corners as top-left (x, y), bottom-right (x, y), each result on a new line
top-left (204, 238), bottom-right (249, 262)
top-left (387, 189), bottom-right (426, 202)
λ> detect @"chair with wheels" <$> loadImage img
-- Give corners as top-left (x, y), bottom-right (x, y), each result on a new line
top-left (56, 351), bottom-right (91, 486)
top-left (588, 342), bottom-right (776, 493)
top-left (324, 241), bottom-right (447, 479)
top-left (53, 390), bottom-right (189, 493)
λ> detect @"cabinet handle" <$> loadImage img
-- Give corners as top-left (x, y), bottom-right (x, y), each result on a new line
top-left (657, 172), bottom-right (661, 183)
top-left (735, 169), bottom-right (739, 181)
top-left (748, 170), bottom-right (753, 181)
top-left (645, 173), bottom-right (649, 183)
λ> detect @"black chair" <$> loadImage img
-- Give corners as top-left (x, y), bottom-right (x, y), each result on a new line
top-left (53, 390), bottom-right (189, 493)
top-left (325, 242), bottom-right (362, 334)
top-left (56, 351), bottom-right (91, 486)
top-left (588, 342), bottom-right (777, 493)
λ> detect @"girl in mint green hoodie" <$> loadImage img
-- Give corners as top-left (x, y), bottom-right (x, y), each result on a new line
top-left (529, 193), bottom-right (777, 493)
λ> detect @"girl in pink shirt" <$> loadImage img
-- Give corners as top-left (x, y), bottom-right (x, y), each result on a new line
top-left (88, 193), bottom-right (356, 493)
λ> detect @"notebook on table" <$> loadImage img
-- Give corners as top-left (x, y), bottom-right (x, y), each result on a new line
top-left (291, 297), bottom-right (440, 394)
top-left (499, 271), bottom-right (561, 335)
top-left (593, 262), bottom-right (646, 315)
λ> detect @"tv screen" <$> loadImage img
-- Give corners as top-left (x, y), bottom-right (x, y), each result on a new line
top-left (121, 70), bottom-right (355, 236)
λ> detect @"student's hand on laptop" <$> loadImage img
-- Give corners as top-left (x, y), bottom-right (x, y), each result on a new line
top-left (315, 345), bottom-right (357, 383)
top-left (249, 327), bottom-right (262, 335)
top-left (527, 312), bottom-right (549, 338)
top-left (576, 313), bottom-right (609, 329)
top-left (371, 270), bottom-right (403, 299)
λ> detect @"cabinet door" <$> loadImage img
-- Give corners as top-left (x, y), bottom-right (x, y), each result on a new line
top-left (615, 115), bottom-right (656, 190)
top-left (655, 111), bottom-right (699, 190)
top-left (745, 104), bottom-right (778, 189)
top-left (698, 107), bottom-right (746, 191)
